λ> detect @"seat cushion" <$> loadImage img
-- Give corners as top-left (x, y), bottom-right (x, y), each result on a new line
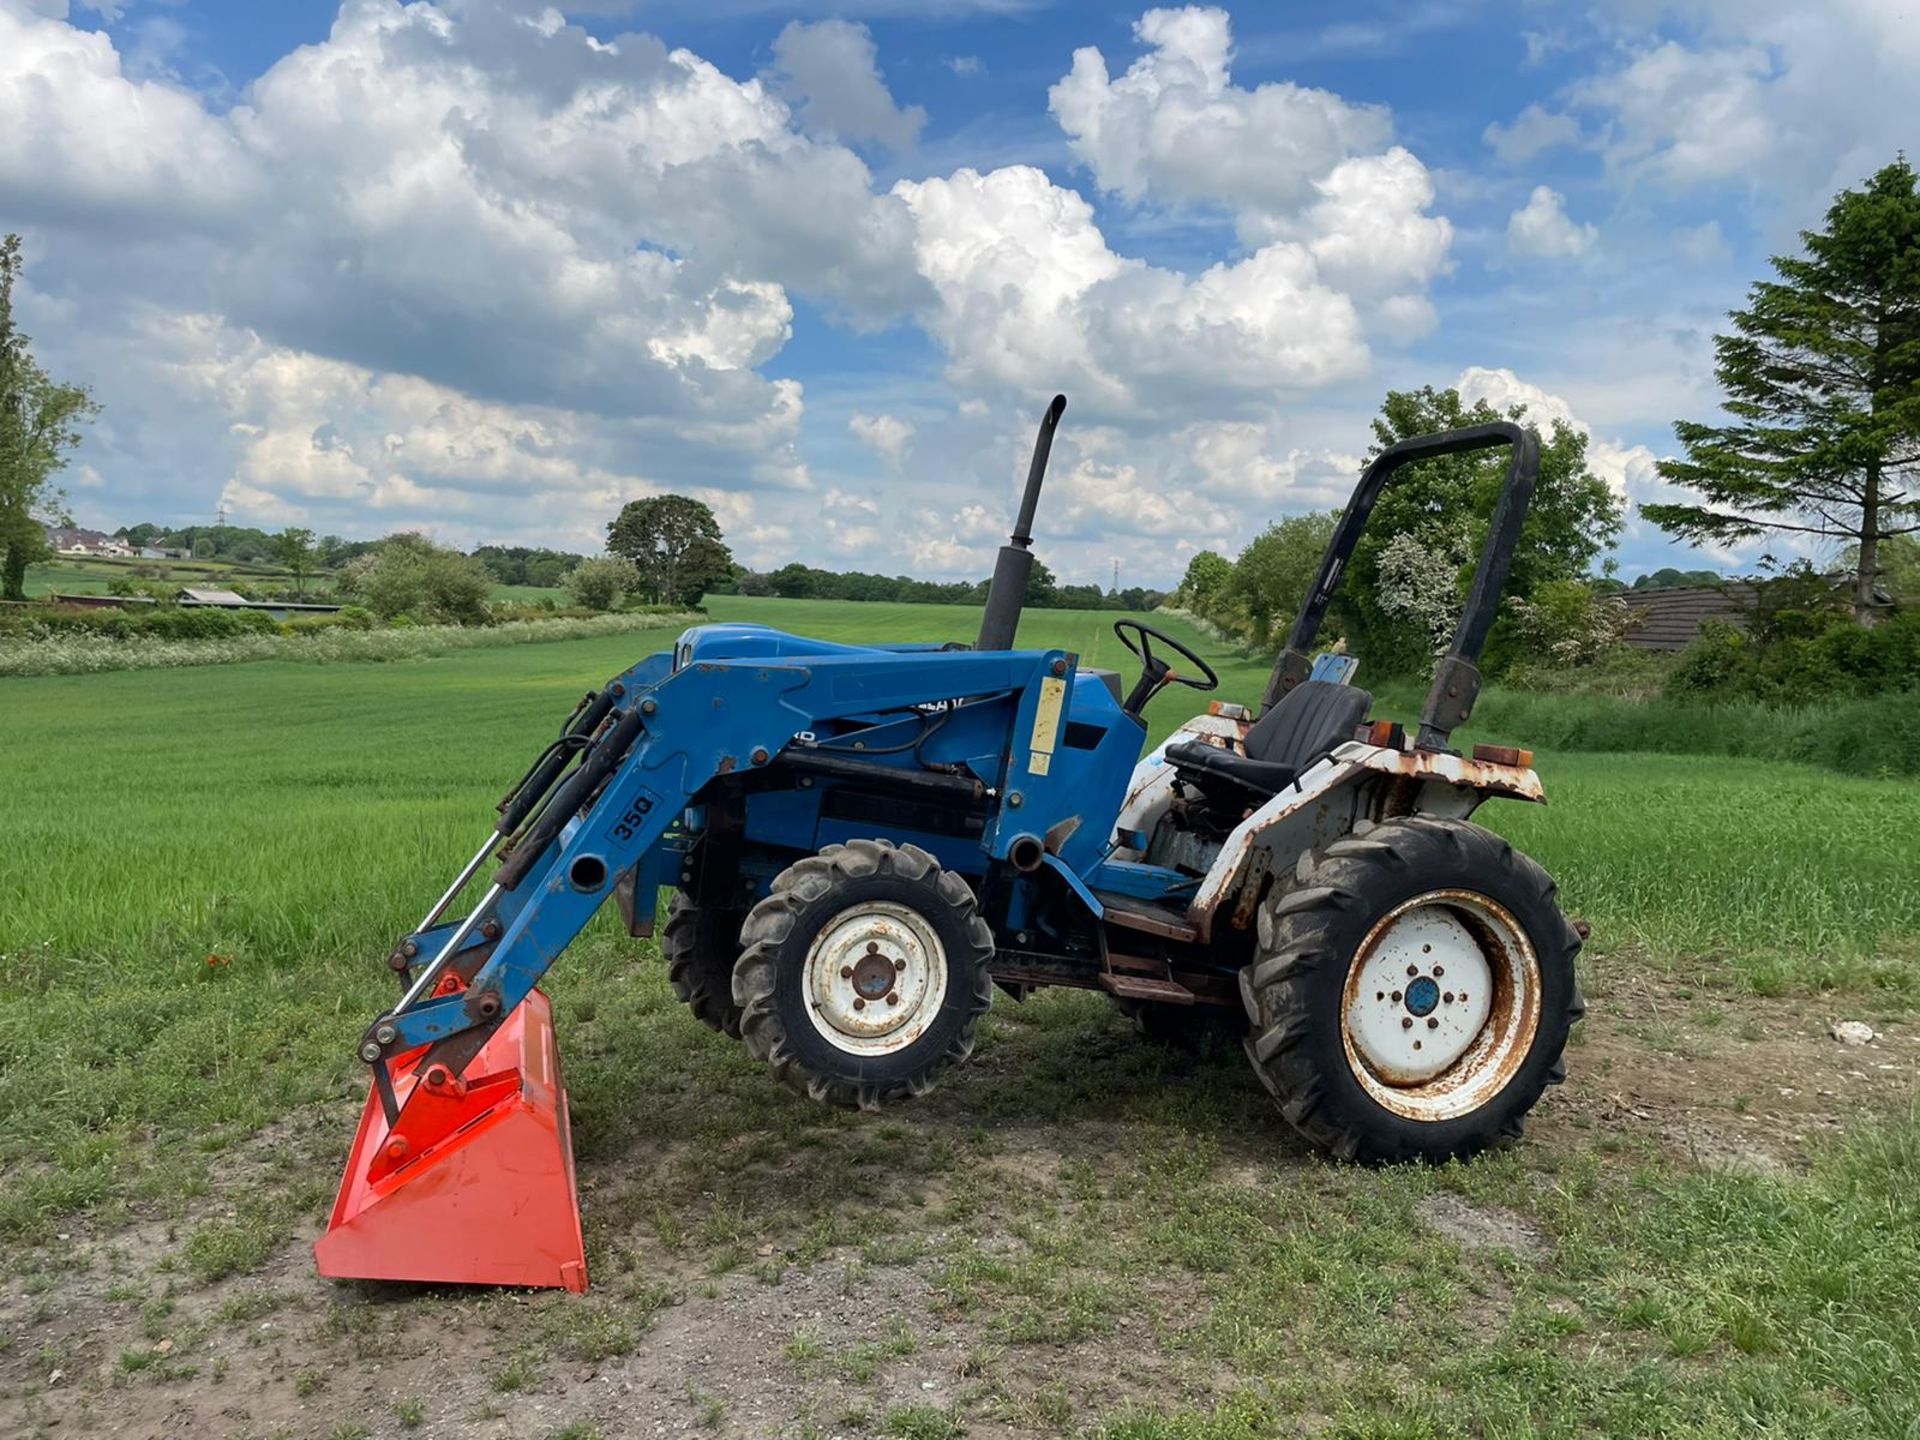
top-left (1243, 680), bottom-right (1373, 768)
top-left (1163, 741), bottom-right (1299, 798)
top-left (1166, 680), bottom-right (1372, 803)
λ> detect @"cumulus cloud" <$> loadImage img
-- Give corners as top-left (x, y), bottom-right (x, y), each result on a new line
top-left (1559, 2), bottom-right (1920, 215)
top-left (1483, 103), bottom-right (1580, 164)
top-left (1454, 366), bottom-right (1658, 509)
top-left (1506, 186), bottom-right (1598, 259)
top-left (1045, 6), bottom-right (1449, 334)
top-left (1049, 5), bottom-right (1393, 227)
top-left (849, 412), bottom-right (916, 465)
top-left (894, 165), bottom-right (1368, 412)
top-left (769, 19), bottom-right (925, 152)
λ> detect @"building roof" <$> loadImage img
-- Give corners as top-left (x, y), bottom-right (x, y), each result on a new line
top-left (177, 588), bottom-right (251, 605)
top-left (1618, 583), bottom-right (1756, 650)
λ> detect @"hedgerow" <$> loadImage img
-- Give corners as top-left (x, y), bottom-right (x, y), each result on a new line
top-left (0, 611), bottom-right (704, 677)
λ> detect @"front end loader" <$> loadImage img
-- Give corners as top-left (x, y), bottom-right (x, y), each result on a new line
top-left (317, 397), bottom-right (1583, 1293)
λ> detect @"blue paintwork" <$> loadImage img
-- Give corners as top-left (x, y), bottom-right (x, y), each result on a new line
top-left (1091, 859), bottom-right (1201, 903)
top-left (1309, 652), bottom-right (1361, 685)
top-left (1405, 976), bottom-right (1440, 1017)
top-left (376, 625), bottom-right (1168, 1060)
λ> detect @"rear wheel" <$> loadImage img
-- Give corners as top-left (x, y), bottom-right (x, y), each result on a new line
top-left (1241, 817), bottom-right (1583, 1163)
top-left (661, 892), bottom-right (746, 1038)
top-left (734, 840), bottom-right (994, 1110)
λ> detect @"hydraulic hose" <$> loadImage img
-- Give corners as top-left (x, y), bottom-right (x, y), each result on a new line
top-left (495, 704), bottom-right (649, 891)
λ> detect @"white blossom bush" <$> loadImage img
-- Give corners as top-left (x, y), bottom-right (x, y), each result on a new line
top-left (1508, 581), bottom-right (1636, 667)
top-left (1374, 529), bottom-right (1470, 656)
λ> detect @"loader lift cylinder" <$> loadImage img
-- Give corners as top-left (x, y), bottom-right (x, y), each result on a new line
top-left (976, 394), bottom-right (1066, 654)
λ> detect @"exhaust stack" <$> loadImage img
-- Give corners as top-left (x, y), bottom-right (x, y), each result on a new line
top-left (975, 394), bottom-right (1066, 653)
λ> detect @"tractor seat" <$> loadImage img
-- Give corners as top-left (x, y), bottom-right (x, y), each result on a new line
top-left (1165, 680), bottom-right (1373, 804)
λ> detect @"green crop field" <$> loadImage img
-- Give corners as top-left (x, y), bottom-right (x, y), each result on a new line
top-left (2, 596), bottom-right (1916, 1438)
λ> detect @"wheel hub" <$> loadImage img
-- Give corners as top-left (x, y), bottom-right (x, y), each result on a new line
top-left (851, 949), bottom-right (896, 1000)
top-left (1403, 975), bottom-right (1440, 1017)
top-left (804, 901), bottom-right (948, 1056)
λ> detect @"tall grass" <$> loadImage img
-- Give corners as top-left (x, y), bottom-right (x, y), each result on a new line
top-left (1365, 680), bottom-right (1920, 780)
top-left (0, 609), bottom-right (702, 677)
top-left (1469, 686), bottom-right (1920, 778)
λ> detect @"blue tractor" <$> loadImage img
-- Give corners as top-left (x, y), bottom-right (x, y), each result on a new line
top-left (317, 397), bottom-right (1585, 1294)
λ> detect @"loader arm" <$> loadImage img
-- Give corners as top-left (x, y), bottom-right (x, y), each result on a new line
top-left (360, 646), bottom-right (1063, 1088)
top-left (320, 643), bottom-right (1070, 1293)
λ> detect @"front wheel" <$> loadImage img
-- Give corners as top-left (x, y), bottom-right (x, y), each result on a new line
top-left (1241, 817), bottom-right (1584, 1163)
top-left (733, 840), bottom-right (995, 1110)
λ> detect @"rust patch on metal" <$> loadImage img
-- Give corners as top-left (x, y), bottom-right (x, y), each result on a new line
top-left (1229, 843), bottom-right (1274, 931)
top-left (1349, 745), bottom-right (1545, 803)
top-left (1338, 889), bottom-right (1542, 1120)
top-left (1471, 742), bottom-right (1533, 768)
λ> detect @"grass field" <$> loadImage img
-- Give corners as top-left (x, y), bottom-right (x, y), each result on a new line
top-left (21, 556), bottom-right (293, 599)
top-left (2, 597), bottom-right (1917, 1437)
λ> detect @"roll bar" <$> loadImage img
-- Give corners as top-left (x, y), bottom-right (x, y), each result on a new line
top-left (1259, 421), bottom-right (1542, 753)
top-left (975, 394), bottom-right (1067, 653)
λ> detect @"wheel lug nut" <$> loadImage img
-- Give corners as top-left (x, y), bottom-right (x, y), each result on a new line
top-left (1427, 1017), bottom-right (1439, 1029)
top-left (887, 993), bottom-right (900, 1006)
top-left (853, 998), bottom-right (866, 1011)
top-left (840, 966), bottom-right (853, 979)
top-left (1444, 992), bottom-right (1454, 1004)
top-left (893, 958), bottom-right (907, 971)
top-left (1391, 990), bottom-right (1402, 1003)
top-left (1407, 964), bottom-right (1418, 977)
top-left (1433, 965), bottom-right (1444, 977)
top-left (866, 942), bottom-right (880, 954)
top-left (1401, 1017), bottom-right (1413, 1030)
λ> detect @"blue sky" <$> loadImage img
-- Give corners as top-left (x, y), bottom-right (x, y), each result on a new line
top-left (4, 0), bottom-right (1914, 587)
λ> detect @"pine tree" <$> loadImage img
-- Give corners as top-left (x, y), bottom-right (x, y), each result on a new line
top-left (1644, 159), bottom-right (1920, 623)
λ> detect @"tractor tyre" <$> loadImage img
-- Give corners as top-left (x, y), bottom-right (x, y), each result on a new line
top-left (1240, 817), bottom-right (1584, 1164)
top-left (661, 891), bottom-right (746, 1039)
top-left (734, 839), bottom-right (994, 1111)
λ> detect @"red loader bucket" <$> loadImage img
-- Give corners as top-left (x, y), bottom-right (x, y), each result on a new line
top-left (315, 988), bottom-right (588, 1292)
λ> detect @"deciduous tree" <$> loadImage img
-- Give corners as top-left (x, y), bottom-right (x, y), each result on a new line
top-left (566, 555), bottom-right (638, 611)
top-left (1644, 158), bottom-right (1920, 624)
top-left (1, 234), bottom-right (99, 601)
top-left (1230, 511), bottom-right (1339, 643)
top-left (275, 526), bottom-right (316, 593)
top-left (1343, 385), bottom-right (1622, 674)
top-left (605, 495), bottom-right (733, 605)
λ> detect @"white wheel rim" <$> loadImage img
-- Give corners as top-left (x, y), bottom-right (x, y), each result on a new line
top-left (804, 901), bottom-right (949, 1056)
top-left (1340, 890), bottom-right (1541, 1122)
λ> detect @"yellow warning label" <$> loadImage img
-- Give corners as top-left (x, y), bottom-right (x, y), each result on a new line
top-left (1028, 675), bottom-right (1066, 774)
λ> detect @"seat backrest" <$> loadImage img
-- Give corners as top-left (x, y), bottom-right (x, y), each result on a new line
top-left (1244, 680), bottom-right (1373, 769)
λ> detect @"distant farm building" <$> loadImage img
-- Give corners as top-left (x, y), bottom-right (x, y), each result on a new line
top-left (177, 587), bottom-right (343, 621)
top-left (45, 526), bottom-right (134, 558)
top-left (1619, 584), bottom-right (1755, 650)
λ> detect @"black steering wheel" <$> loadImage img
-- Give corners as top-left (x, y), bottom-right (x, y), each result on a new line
top-left (1112, 619), bottom-right (1219, 717)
